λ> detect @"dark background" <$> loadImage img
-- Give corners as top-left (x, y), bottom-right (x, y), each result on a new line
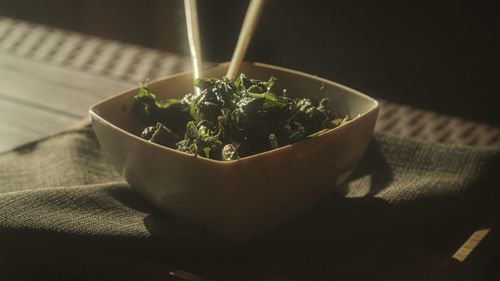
top-left (1, 0), bottom-right (499, 126)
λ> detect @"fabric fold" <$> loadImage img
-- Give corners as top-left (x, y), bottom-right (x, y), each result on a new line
top-left (0, 128), bottom-right (498, 280)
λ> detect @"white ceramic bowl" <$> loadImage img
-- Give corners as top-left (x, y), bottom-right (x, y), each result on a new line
top-left (90, 62), bottom-right (379, 241)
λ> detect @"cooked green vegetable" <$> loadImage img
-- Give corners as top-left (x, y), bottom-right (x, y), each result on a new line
top-left (133, 74), bottom-right (347, 161)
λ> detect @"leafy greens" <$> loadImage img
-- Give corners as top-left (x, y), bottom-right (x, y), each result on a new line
top-left (133, 74), bottom-right (347, 161)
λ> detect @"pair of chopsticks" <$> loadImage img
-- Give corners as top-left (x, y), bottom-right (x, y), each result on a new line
top-left (74, 0), bottom-right (265, 128)
top-left (184, 0), bottom-right (266, 87)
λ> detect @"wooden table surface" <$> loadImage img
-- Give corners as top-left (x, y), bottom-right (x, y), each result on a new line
top-left (1, 17), bottom-right (499, 153)
top-left (0, 16), bottom-right (499, 281)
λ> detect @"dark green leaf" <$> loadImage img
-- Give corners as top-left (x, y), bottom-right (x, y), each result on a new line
top-left (134, 75), bottom-right (345, 160)
top-left (149, 122), bottom-right (181, 148)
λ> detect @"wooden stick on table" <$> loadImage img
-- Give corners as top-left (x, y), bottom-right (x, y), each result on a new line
top-left (451, 210), bottom-right (499, 262)
top-left (226, 0), bottom-right (266, 80)
top-left (68, 115), bottom-right (92, 129)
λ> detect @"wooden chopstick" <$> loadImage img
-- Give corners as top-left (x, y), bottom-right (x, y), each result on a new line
top-left (451, 209), bottom-right (499, 262)
top-left (226, 0), bottom-right (266, 80)
top-left (184, 0), bottom-right (203, 95)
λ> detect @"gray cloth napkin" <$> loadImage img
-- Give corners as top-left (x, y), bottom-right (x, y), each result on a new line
top-left (0, 128), bottom-right (498, 281)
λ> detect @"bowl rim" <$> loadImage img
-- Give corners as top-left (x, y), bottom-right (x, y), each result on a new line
top-left (89, 61), bottom-right (379, 165)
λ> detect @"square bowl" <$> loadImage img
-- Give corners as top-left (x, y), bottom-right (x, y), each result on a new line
top-left (89, 62), bottom-right (379, 241)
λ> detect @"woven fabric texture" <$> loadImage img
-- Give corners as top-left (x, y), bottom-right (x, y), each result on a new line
top-left (0, 128), bottom-right (498, 280)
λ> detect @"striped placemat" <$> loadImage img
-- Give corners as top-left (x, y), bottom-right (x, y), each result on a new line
top-left (1, 17), bottom-right (498, 148)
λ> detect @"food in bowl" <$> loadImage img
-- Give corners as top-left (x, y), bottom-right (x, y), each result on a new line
top-left (89, 62), bottom-right (379, 240)
top-left (134, 74), bottom-right (348, 161)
